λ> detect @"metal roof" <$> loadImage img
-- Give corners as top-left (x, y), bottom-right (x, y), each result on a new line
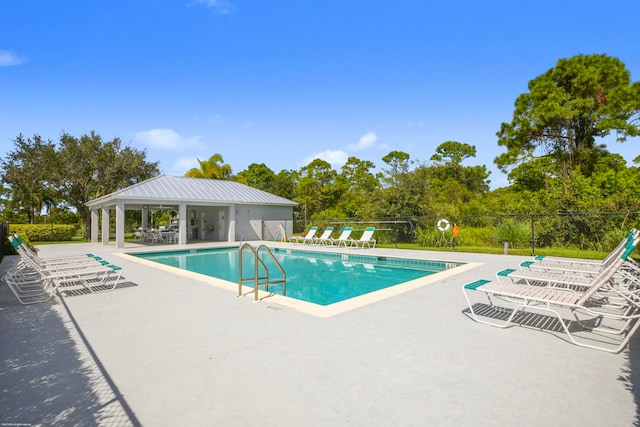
top-left (86, 175), bottom-right (297, 207)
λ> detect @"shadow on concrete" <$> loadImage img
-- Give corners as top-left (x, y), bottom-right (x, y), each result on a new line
top-left (464, 301), bottom-right (640, 422)
top-left (622, 330), bottom-right (640, 426)
top-left (59, 280), bottom-right (138, 298)
top-left (0, 257), bottom-right (140, 426)
top-left (463, 303), bottom-right (631, 351)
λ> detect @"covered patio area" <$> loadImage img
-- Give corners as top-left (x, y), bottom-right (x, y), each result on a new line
top-left (86, 175), bottom-right (296, 248)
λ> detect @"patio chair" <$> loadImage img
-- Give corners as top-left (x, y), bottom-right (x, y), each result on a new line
top-left (462, 244), bottom-right (640, 353)
top-left (520, 229), bottom-right (639, 275)
top-left (8, 235), bottom-right (108, 271)
top-left (330, 227), bottom-right (354, 247)
top-left (352, 227), bottom-right (377, 249)
top-left (289, 226), bottom-right (318, 244)
top-left (164, 231), bottom-right (178, 244)
top-left (497, 235), bottom-right (640, 289)
top-left (10, 234), bottom-right (101, 263)
top-left (5, 237), bottom-right (124, 302)
top-left (5, 258), bottom-right (124, 304)
top-left (312, 227), bottom-right (334, 245)
top-left (150, 230), bottom-right (164, 244)
top-left (134, 229), bottom-right (143, 240)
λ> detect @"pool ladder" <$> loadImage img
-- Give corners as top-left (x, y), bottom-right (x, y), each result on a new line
top-left (238, 243), bottom-right (286, 301)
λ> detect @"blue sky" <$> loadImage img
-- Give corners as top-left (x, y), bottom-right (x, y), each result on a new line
top-left (1, 0), bottom-right (639, 189)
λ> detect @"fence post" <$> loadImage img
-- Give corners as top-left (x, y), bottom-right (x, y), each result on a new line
top-left (530, 214), bottom-right (535, 256)
top-left (451, 216), bottom-right (456, 252)
top-left (394, 217), bottom-right (399, 248)
top-left (0, 222), bottom-right (7, 259)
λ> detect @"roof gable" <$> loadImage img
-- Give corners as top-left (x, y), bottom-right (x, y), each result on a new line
top-left (87, 175), bottom-right (297, 206)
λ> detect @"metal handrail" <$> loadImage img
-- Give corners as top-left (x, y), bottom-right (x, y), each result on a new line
top-left (238, 243), bottom-right (286, 301)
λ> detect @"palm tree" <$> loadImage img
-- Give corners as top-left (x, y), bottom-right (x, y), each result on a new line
top-left (12, 182), bottom-right (53, 224)
top-left (184, 154), bottom-right (232, 179)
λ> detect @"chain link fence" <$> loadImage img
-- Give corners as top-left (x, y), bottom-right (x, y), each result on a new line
top-left (295, 212), bottom-right (640, 255)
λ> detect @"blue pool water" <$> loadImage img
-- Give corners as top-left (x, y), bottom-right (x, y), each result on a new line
top-left (132, 247), bottom-right (462, 306)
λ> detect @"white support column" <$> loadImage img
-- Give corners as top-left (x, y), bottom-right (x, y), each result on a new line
top-left (91, 209), bottom-right (99, 243)
top-left (101, 207), bottom-right (110, 246)
top-left (142, 207), bottom-right (149, 230)
top-left (115, 199), bottom-right (125, 249)
top-left (178, 204), bottom-right (187, 245)
top-left (228, 204), bottom-right (236, 242)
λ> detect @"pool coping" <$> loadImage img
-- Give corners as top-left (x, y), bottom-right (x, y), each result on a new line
top-left (115, 244), bottom-right (483, 317)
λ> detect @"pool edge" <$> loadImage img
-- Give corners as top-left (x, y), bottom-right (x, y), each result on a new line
top-left (114, 250), bottom-right (483, 318)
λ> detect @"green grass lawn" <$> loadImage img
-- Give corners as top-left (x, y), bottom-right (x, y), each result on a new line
top-left (377, 242), bottom-right (611, 260)
top-left (32, 232), bottom-right (139, 245)
top-left (26, 235), bottom-right (620, 261)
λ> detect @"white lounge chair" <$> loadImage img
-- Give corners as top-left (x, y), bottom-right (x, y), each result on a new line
top-left (312, 227), bottom-right (334, 245)
top-left (519, 229), bottom-right (639, 275)
top-left (462, 243), bottom-right (640, 353)
top-left (5, 258), bottom-right (124, 304)
top-left (352, 227), bottom-right (376, 248)
top-left (5, 236), bottom-right (124, 303)
top-left (8, 235), bottom-right (108, 271)
top-left (330, 227), bottom-right (354, 247)
top-left (289, 226), bottom-right (318, 244)
top-left (497, 233), bottom-right (640, 289)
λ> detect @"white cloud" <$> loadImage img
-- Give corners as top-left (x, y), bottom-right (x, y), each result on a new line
top-left (300, 131), bottom-right (378, 171)
top-left (170, 156), bottom-right (201, 175)
top-left (0, 50), bottom-right (26, 67)
top-left (348, 131), bottom-right (377, 151)
top-left (301, 149), bottom-right (349, 169)
top-left (134, 128), bottom-right (202, 150)
top-left (194, 0), bottom-right (233, 13)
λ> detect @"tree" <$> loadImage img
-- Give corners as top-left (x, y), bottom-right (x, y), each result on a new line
top-left (185, 154), bottom-right (232, 179)
top-left (337, 157), bottom-right (379, 217)
top-left (0, 183), bottom-right (11, 221)
top-left (430, 140), bottom-right (477, 167)
top-left (236, 163), bottom-right (276, 192)
top-left (1, 131), bottom-right (160, 234)
top-left (294, 159), bottom-right (340, 225)
top-left (341, 156), bottom-right (379, 193)
top-left (379, 150), bottom-right (412, 189)
top-left (271, 169), bottom-right (298, 201)
top-left (1, 134), bottom-right (57, 223)
top-left (376, 151), bottom-right (428, 217)
top-left (495, 54), bottom-right (640, 180)
top-left (429, 141), bottom-right (490, 195)
top-left (52, 131), bottom-right (160, 236)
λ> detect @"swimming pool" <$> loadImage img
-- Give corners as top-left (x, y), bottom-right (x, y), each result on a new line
top-left (131, 247), bottom-right (464, 306)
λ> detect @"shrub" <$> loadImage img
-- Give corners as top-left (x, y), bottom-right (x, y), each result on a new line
top-left (453, 226), bottom-right (492, 247)
top-left (3, 239), bottom-right (17, 255)
top-left (415, 225), bottom-right (449, 247)
top-left (3, 232), bottom-right (31, 255)
top-left (9, 224), bottom-right (78, 242)
top-left (598, 228), bottom-right (631, 253)
top-left (492, 220), bottom-right (530, 248)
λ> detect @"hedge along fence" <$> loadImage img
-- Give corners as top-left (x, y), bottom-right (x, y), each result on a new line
top-left (9, 224), bottom-right (79, 242)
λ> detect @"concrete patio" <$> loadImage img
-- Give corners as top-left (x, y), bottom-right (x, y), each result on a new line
top-left (1, 242), bottom-right (639, 426)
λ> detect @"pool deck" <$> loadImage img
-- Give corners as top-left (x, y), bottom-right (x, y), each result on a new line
top-left (2, 241), bottom-right (640, 426)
